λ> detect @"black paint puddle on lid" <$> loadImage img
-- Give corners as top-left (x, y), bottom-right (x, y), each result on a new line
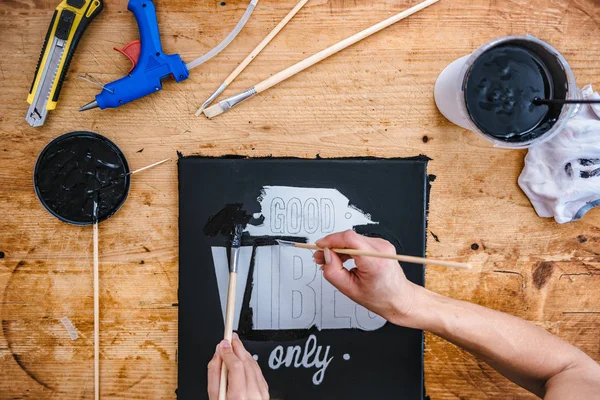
top-left (34, 131), bottom-right (130, 225)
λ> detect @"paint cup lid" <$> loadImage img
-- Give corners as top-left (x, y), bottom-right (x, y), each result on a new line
top-left (34, 131), bottom-right (131, 226)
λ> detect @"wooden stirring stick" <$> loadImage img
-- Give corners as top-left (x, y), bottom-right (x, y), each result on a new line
top-left (276, 239), bottom-right (471, 270)
top-left (533, 97), bottom-right (600, 106)
top-left (92, 199), bottom-right (100, 400)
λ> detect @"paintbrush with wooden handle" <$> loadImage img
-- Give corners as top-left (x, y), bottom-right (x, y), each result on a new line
top-left (276, 239), bottom-right (471, 270)
top-left (203, 0), bottom-right (439, 118)
top-left (219, 224), bottom-right (244, 400)
top-left (196, 0), bottom-right (309, 115)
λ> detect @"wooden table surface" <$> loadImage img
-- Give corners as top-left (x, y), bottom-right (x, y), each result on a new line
top-left (1, 0), bottom-right (599, 398)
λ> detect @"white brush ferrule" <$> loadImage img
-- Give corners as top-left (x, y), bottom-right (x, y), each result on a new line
top-left (220, 88), bottom-right (257, 112)
top-left (201, 83), bottom-right (228, 112)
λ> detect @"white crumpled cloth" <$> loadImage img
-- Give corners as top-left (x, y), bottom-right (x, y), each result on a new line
top-left (518, 85), bottom-right (600, 224)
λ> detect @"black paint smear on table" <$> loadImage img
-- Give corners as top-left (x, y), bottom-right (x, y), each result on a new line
top-left (178, 157), bottom-right (428, 400)
top-left (34, 131), bottom-right (130, 225)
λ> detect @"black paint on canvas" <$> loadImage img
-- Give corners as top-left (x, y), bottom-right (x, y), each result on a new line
top-left (178, 157), bottom-right (428, 399)
top-left (203, 203), bottom-right (264, 237)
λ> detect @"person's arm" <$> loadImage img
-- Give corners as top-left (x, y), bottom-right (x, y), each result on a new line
top-left (314, 230), bottom-right (600, 399)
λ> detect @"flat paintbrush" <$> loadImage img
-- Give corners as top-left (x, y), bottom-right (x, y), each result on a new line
top-left (276, 239), bottom-right (471, 270)
top-left (218, 224), bottom-right (244, 400)
top-left (196, 0), bottom-right (309, 115)
top-left (203, 0), bottom-right (439, 118)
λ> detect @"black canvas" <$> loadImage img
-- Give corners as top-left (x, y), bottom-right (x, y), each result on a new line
top-left (178, 157), bottom-right (428, 400)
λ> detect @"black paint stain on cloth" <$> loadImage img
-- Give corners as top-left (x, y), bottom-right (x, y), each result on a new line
top-left (581, 168), bottom-right (600, 178)
top-left (565, 163), bottom-right (573, 177)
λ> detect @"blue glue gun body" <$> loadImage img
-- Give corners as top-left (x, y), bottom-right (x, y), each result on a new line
top-left (95, 0), bottom-right (189, 109)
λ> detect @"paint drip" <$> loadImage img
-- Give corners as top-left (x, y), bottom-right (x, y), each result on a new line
top-left (34, 131), bottom-right (130, 225)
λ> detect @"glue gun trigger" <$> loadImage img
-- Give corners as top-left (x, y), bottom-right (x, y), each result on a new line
top-left (113, 40), bottom-right (141, 73)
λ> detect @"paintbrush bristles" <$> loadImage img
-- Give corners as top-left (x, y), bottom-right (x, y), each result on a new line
top-left (231, 224), bottom-right (244, 248)
top-left (203, 103), bottom-right (226, 119)
top-left (129, 158), bottom-right (171, 176)
top-left (92, 200), bottom-right (100, 400)
top-left (196, 0), bottom-right (309, 115)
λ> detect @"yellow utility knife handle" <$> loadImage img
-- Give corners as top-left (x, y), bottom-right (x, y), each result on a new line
top-left (27, 0), bottom-right (103, 110)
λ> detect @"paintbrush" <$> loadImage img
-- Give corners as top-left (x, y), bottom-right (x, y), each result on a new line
top-left (203, 0), bottom-right (439, 118)
top-left (196, 0), bottom-right (309, 115)
top-left (92, 197), bottom-right (100, 400)
top-left (276, 239), bottom-right (471, 270)
top-left (219, 224), bottom-right (244, 400)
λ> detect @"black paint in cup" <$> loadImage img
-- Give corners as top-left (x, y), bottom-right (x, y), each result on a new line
top-left (34, 131), bottom-right (130, 225)
top-left (463, 37), bottom-right (573, 144)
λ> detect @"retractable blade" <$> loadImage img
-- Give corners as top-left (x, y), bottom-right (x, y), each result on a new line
top-left (26, 0), bottom-right (103, 127)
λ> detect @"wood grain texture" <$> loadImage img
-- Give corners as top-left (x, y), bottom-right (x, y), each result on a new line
top-left (1, 0), bottom-right (599, 398)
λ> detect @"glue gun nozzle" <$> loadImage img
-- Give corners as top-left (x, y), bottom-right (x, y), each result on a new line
top-left (79, 100), bottom-right (99, 112)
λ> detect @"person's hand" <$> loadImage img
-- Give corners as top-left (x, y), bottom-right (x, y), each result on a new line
top-left (314, 230), bottom-right (418, 325)
top-left (207, 333), bottom-right (269, 400)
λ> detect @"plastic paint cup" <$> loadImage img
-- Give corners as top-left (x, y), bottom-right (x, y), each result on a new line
top-left (34, 131), bottom-right (130, 225)
top-left (434, 35), bottom-right (579, 149)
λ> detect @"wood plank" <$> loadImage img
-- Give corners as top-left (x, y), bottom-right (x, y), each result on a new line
top-left (1, 0), bottom-right (599, 398)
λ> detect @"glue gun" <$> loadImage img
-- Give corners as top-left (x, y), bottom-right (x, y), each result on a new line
top-left (79, 0), bottom-right (189, 111)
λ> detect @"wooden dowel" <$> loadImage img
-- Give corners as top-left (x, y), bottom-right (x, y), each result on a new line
top-left (255, 0), bottom-right (439, 93)
top-left (219, 272), bottom-right (238, 400)
top-left (92, 209), bottom-right (100, 400)
top-left (293, 242), bottom-right (471, 270)
top-left (128, 158), bottom-right (171, 176)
